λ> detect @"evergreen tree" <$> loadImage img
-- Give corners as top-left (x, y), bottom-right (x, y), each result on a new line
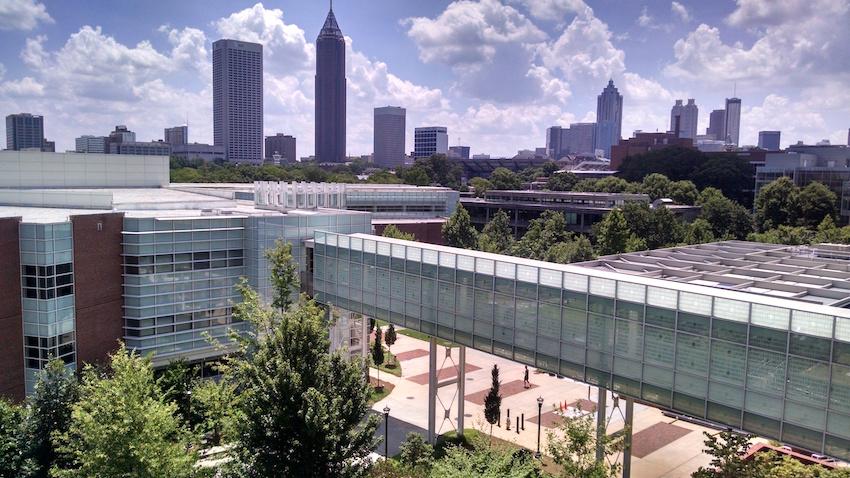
top-left (372, 327), bottom-right (385, 389)
top-left (24, 359), bottom-right (78, 478)
top-left (369, 317), bottom-right (376, 335)
top-left (384, 324), bottom-right (397, 366)
top-left (442, 204), bottom-right (478, 249)
top-left (483, 365), bottom-right (501, 440)
top-left (53, 345), bottom-right (196, 478)
top-left (225, 288), bottom-right (379, 477)
top-left (594, 208), bottom-right (631, 255)
top-left (265, 239), bottom-right (301, 310)
top-left (382, 224), bottom-right (415, 241)
top-left (477, 210), bottom-right (514, 254)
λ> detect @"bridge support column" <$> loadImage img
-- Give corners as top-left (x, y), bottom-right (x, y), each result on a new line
top-left (623, 397), bottom-right (634, 478)
top-left (428, 336), bottom-right (437, 444)
top-left (457, 345), bottom-right (466, 437)
top-left (595, 386), bottom-right (607, 462)
top-left (361, 315), bottom-right (368, 360)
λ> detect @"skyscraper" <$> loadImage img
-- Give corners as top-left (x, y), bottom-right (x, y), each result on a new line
top-left (164, 126), bottom-right (188, 146)
top-left (594, 80), bottom-right (623, 158)
top-left (265, 134), bottom-right (297, 163)
top-left (6, 113), bottom-right (44, 151)
top-left (213, 39), bottom-right (263, 164)
top-left (315, 3), bottom-right (346, 163)
top-left (373, 106), bottom-right (406, 168)
top-left (670, 99), bottom-right (698, 139)
top-left (414, 127), bottom-right (448, 159)
top-left (724, 97), bottom-right (741, 146)
top-left (546, 126), bottom-right (563, 159)
top-left (758, 131), bottom-right (781, 150)
top-left (706, 109), bottom-right (726, 141)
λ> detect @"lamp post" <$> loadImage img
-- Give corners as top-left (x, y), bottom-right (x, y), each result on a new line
top-left (383, 405), bottom-right (391, 459)
top-left (535, 396), bottom-right (544, 459)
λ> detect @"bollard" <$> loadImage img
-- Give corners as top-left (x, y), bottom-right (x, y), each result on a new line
top-left (497, 411), bottom-right (501, 427)
top-left (521, 413), bottom-right (525, 431)
top-left (506, 409), bottom-right (511, 430)
top-left (516, 416), bottom-right (520, 434)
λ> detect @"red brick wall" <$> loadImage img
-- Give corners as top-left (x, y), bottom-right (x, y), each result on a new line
top-left (0, 217), bottom-right (24, 401)
top-left (71, 213), bottom-right (125, 367)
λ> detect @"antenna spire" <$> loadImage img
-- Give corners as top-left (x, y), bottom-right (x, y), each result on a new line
top-left (330, 0), bottom-right (333, 12)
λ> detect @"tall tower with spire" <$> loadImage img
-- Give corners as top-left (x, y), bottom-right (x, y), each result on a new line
top-left (315, 1), bottom-right (346, 162)
top-left (594, 79), bottom-right (623, 158)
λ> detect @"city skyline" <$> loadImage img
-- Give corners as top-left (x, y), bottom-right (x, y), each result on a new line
top-left (0, 0), bottom-right (847, 157)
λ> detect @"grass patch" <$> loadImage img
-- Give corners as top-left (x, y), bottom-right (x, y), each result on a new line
top-left (375, 320), bottom-right (454, 348)
top-left (367, 379), bottom-right (395, 406)
top-left (371, 347), bottom-right (402, 377)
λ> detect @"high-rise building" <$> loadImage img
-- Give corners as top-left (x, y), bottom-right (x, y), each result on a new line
top-left (6, 113), bottom-right (44, 151)
top-left (373, 106), bottom-right (406, 168)
top-left (566, 123), bottom-right (596, 156)
top-left (265, 134), bottom-right (297, 163)
top-left (414, 127), bottom-right (448, 160)
top-left (670, 99), bottom-right (698, 139)
top-left (546, 126), bottom-right (563, 159)
top-left (724, 97), bottom-right (741, 146)
top-left (41, 140), bottom-right (55, 153)
top-left (448, 146), bottom-right (470, 160)
top-left (213, 39), bottom-right (263, 163)
top-left (594, 80), bottom-right (623, 158)
top-left (164, 126), bottom-right (188, 146)
top-left (706, 109), bottom-right (726, 141)
top-left (758, 131), bottom-right (781, 151)
top-left (75, 135), bottom-right (107, 154)
top-left (315, 4), bottom-right (346, 163)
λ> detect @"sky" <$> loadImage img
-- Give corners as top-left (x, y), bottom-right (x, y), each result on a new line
top-left (0, 0), bottom-right (848, 158)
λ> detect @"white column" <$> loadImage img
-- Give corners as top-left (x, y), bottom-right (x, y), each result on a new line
top-left (596, 386), bottom-right (607, 463)
top-left (428, 336), bottom-right (437, 444)
top-left (457, 345), bottom-right (466, 437)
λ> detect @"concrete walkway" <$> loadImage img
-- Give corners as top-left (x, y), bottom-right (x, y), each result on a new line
top-left (369, 326), bottom-right (716, 477)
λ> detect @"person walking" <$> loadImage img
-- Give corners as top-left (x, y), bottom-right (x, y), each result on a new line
top-left (523, 365), bottom-right (530, 389)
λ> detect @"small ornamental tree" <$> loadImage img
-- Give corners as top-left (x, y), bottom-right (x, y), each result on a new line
top-left (369, 317), bottom-right (376, 335)
top-left (372, 327), bottom-right (385, 390)
top-left (692, 429), bottom-right (770, 478)
top-left (384, 324), bottom-right (397, 366)
top-left (483, 365), bottom-right (502, 441)
top-left (24, 358), bottom-right (79, 478)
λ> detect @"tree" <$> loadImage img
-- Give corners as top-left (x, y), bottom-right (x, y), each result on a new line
top-left (53, 345), bottom-right (196, 478)
top-left (698, 188), bottom-right (753, 240)
top-left (546, 172), bottom-right (578, 191)
top-left (511, 211), bottom-right (571, 260)
top-left (468, 177), bottom-right (492, 197)
top-left (156, 358), bottom-right (195, 426)
top-left (431, 439), bottom-right (543, 478)
top-left (443, 205), bottom-right (479, 249)
top-left (369, 317), bottom-right (376, 335)
top-left (641, 173), bottom-right (672, 200)
top-left (594, 208), bottom-right (630, 255)
top-left (797, 181), bottom-right (837, 228)
top-left (669, 180), bottom-right (699, 205)
top-left (755, 177), bottom-right (799, 231)
top-left (489, 167), bottom-right (523, 190)
top-left (0, 399), bottom-right (30, 477)
top-left (366, 171), bottom-right (402, 184)
top-left (372, 327), bottom-right (385, 390)
top-left (483, 365), bottom-right (502, 441)
top-left (24, 359), bottom-right (78, 478)
top-left (477, 210), bottom-right (514, 254)
top-left (384, 324), bottom-right (397, 366)
top-left (225, 286), bottom-right (379, 477)
top-left (397, 432), bottom-right (434, 473)
top-left (265, 239), bottom-right (300, 310)
top-left (684, 218), bottom-right (717, 245)
top-left (621, 202), bottom-right (685, 249)
top-left (814, 215), bottom-right (850, 244)
top-left (692, 430), bottom-right (770, 478)
top-left (547, 409), bottom-right (620, 478)
top-left (545, 236), bottom-right (595, 264)
top-left (190, 378), bottom-right (240, 447)
top-left (382, 224), bottom-right (415, 241)
top-left (747, 225), bottom-right (815, 245)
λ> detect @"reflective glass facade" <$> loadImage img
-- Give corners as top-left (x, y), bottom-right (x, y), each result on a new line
top-left (19, 222), bottom-right (76, 394)
top-left (313, 232), bottom-right (850, 459)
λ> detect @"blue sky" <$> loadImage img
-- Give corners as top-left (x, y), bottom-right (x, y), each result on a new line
top-left (0, 0), bottom-right (847, 157)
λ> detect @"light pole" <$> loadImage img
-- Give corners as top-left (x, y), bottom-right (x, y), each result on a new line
top-left (383, 405), bottom-right (391, 459)
top-left (535, 396), bottom-right (544, 459)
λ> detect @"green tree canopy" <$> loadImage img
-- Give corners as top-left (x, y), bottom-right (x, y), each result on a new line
top-left (692, 430), bottom-right (770, 478)
top-left (594, 208), bottom-right (631, 255)
top-left (430, 439), bottom-right (543, 478)
top-left (620, 202), bottom-right (685, 249)
top-left (545, 236), bottom-right (595, 264)
top-left (397, 432), bottom-right (434, 474)
top-left (443, 205), bottom-right (479, 249)
top-left (547, 409), bottom-right (621, 478)
top-left (382, 224), bottom-right (416, 241)
top-left (546, 172), bottom-right (579, 191)
top-left (190, 377), bottom-right (240, 447)
top-left (641, 173), bottom-right (672, 200)
top-left (24, 359), bottom-right (78, 478)
top-left (0, 398), bottom-right (29, 477)
top-left (53, 345), bottom-right (196, 478)
top-left (265, 239), bottom-right (301, 310)
top-left (755, 177), bottom-right (799, 231)
top-left (477, 210), bottom-right (514, 254)
top-left (697, 188), bottom-right (754, 240)
top-left (468, 177), bottom-right (492, 197)
top-left (489, 167), bottom-right (523, 190)
top-left (797, 181), bottom-right (837, 228)
top-left (511, 211), bottom-right (570, 260)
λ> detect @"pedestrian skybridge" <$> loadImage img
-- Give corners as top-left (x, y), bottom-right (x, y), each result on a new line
top-left (311, 232), bottom-right (850, 461)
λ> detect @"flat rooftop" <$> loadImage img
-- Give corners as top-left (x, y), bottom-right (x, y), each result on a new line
top-left (577, 241), bottom-right (850, 307)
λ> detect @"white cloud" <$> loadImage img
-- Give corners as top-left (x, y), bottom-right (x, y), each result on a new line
top-left (160, 26), bottom-right (209, 75)
top-left (0, 0), bottom-right (52, 31)
top-left (637, 6), bottom-right (654, 27)
top-left (0, 77), bottom-right (43, 96)
top-left (726, 0), bottom-right (824, 27)
top-left (742, 94), bottom-right (829, 147)
top-left (671, 1), bottom-right (691, 22)
top-left (404, 0), bottom-right (546, 67)
top-left (513, 0), bottom-right (591, 20)
top-left (539, 7), bottom-right (625, 81)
